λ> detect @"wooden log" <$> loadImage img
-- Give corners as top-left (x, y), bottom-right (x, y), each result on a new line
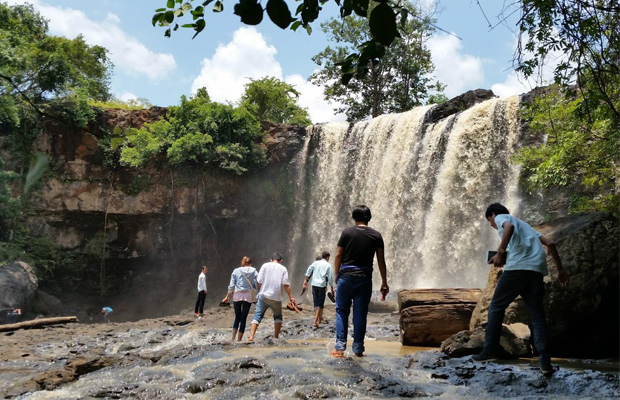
top-left (398, 288), bottom-right (482, 311)
top-left (400, 303), bottom-right (476, 346)
top-left (398, 289), bottom-right (482, 347)
top-left (0, 316), bottom-right (79, 332)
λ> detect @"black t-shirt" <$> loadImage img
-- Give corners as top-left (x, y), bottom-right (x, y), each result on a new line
top-left (337, 225), bottom-right (384, 269)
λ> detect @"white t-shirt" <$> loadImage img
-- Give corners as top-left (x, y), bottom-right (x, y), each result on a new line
top-left (495, 214), bottom-right (548, 275)
top-left (257, 261), bottom-right (290, 301)
top-left (197, 272), bottom-right (207, 292)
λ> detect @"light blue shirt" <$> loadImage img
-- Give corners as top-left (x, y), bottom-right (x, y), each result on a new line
top-left (103, 307), bottom-right (113, 314)
top-left (228, 266), bottom-right (258, 292)
top-left (495, 214), bottom-right (548, 275)
top-left (305, 259), bottom-right (334, 288)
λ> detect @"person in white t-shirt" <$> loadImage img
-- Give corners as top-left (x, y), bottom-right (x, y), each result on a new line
top-left (247, 252), bottom-right (295, 342)
top-left (195, 266), bottom-right (208, 318)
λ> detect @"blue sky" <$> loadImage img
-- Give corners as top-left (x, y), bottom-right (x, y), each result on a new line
top-left (6, 0), bottom-right (546, 122)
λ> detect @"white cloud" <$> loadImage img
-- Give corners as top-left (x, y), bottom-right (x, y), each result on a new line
top-left (191, 27), bottom-right (346, 124)
top-left (285, 74), bottom-right (347, 124)
top-left (491, 32), bottom-right (567, 98)
top-left (118, 92), bottom-right (138, 102)
top-left (427, 33), bottom-right (484, 98)
top-left (191, 27), bottom-right (282, 103)
top-left (6, 0), bottom-right (176, 80)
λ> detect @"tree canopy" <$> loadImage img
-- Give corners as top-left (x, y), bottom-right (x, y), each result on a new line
top-left (118, 90), bottom-right (267, 175)
top-left (240, 77), bottom-right (312, 125)
top-left (310, 1), bottom-right (440, 121)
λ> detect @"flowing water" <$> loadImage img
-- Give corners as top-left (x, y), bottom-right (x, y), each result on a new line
top-left (289, 97), bottom-right (523, 288)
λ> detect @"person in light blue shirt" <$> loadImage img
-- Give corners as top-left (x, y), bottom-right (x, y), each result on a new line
top-left (101, 306), bottom-right (113, 323)
top-left (302, 251), bottom-right (335, 329)
top-left (473, 203), bottom-right (568, 377)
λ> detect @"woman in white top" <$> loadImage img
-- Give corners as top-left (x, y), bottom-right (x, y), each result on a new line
top-left (222, 256), bottom-right (258, 341)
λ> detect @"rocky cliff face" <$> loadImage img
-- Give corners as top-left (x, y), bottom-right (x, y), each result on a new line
top-left (23, 108), bottom-right (307, 320)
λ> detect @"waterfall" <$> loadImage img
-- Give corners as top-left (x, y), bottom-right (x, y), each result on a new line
top-left (288, 96), bottom-right (523, 290)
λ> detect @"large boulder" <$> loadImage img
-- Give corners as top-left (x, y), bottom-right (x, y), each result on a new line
top-left (30, 290), bottom-right (63, 316)
top-left (399, 289), bottom-right (481, 346)
top-left (470, 212), bottom-right (619, 358)
top-left (0, 261), bottom-right (38, 319)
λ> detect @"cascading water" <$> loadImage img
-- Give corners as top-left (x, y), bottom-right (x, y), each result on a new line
top-left (288, 96), bottom-right (523, 289)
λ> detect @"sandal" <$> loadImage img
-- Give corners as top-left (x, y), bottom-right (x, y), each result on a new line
top-left (330, 350), bottom-right (345, 358)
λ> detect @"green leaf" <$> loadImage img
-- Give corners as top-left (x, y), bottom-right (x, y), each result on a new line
top-left (113, 125), bottom-right (123, 136)
top-left (301, 0), bottom-right (320, 24)
top-left (164, 28), bottom-right (172, 37)
top-left (182, 23), bottom-right (196, 28)
top-left (24, 153), bottom-right (48, 193)
top-left (290, 20), bottom-right (302, 31)
top-left (111, 137), bottom-right (126, 150)
top-left (192, 18), bottom-right (206, 38)
top-left (167, 0), bottom-right (175, 8)
top-left (369, 3), bottom-right (397, 46)
top-left (152, 12), bottom-right (164, 26)
top-left (165, 10), bottom-right (175, 23)
top-left (213, 0), bottom-right (224, 12)
top-left (155, 8), bottom-right (166, 12)
top-left (267, 0), bottom-right (292, 29)
top-left (234, 0), bottom-right (264, 25)
top-left (181, 2), bottom-right (193, 11)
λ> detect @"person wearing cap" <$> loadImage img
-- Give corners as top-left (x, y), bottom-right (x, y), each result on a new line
top-left (247, 252), bottom-right (295, 342)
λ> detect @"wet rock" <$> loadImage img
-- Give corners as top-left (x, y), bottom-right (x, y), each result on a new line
top-left (426, 89), bottom-right (496, 124)
top-left (295, 384), bottom-right (332, 399)
top-left (470, 212), bottom-right (619, 358)
top-left (440, 325), bottom-right (531, 358)
top-left (30, 291), bottom-right (63, 316)
top-left (0, 261), bottom-right (38, 320)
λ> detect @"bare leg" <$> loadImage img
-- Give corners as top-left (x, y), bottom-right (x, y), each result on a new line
top-left (237, 331), bottom-right (243, 341)
top-left (318, 307), bottom-right (324, 325)
top-left (314, 308), bottom-right (320, 327)
top-left (248, 323), bottom-right (258, 342)
top-left (274, 322), bottom-right (282, 338)
top-left (231, 329), bottom-right (238, 342)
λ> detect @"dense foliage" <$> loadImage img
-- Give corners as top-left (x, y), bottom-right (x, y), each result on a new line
top-left (310, 1), bottom-right (441, 121)
top-left (0, 2), bottom-right (111, 162)
top-left (511, 0), bottom-right (619, 214)
top-left (240, 77), bottom-right (311, 126)
top-left (119, 89), bottom-right (267, 175)
top-left (0, 2), bottom-right (114, 293)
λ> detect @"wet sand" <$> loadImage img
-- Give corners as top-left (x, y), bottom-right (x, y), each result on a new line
top-left (0, 304), bottom-right (618, 399)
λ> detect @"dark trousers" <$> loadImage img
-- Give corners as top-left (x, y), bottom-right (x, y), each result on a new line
top-left (233, 301), bottom-right (252, 333)
top-left (484, 270), bottom-right (550, 364)
top-left (335, 275), bottom-right (372, 354)
top-left (195, 291), bottom-right (206, 314)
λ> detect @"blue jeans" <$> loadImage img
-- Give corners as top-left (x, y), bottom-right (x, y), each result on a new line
top-left (484, 270), bottom-right (550, 365)
top-left (251, 297), bottom-right (283, 325)
top-left (335, 275), bottom-right (372, 354)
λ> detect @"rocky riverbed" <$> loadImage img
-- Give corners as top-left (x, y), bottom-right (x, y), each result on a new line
top-left (0, 304), bottom-right (618, 399)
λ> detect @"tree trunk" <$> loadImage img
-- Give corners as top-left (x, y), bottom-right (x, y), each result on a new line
top-left (0, 316), bottom-right (79, 332)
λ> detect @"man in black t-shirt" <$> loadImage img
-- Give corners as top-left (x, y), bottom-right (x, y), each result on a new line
top-left (332, 205), bottom-right (389, 357)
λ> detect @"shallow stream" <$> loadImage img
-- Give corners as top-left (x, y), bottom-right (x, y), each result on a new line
top-left (0, 308), bottom-right (617, 399)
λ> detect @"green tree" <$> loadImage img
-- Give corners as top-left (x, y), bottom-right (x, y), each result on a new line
top-left (119, 91), bottom-right (267, 175)
top-left (240, 77), bottom-right (311, 125)
top-left (507, 0), bottom-right (619, 209)
top-left (310, 2), bottom-right (440, 121)
top-left (0, 2), bottom-right (112, 161)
